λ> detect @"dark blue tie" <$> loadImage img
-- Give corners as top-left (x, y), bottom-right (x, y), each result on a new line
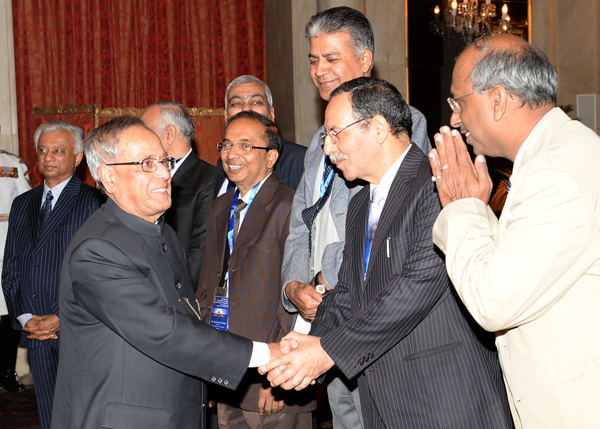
top-left (39, 190), bottom-right (54, 231)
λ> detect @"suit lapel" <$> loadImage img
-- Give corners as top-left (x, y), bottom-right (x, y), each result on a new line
top-left (36, 176), bottom-right (81, 248)
top-left (171, 152), bottom-right (196, 188)
top-left (232, 174), bottom-right (278, 252)
top-left (366, 146), bottom-right (423, 278)
top-left (28, 186), bottom-right (44, 245)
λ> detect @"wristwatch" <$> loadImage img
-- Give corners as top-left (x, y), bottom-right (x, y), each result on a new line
top-left (313, 272), bottom-right (329, 295)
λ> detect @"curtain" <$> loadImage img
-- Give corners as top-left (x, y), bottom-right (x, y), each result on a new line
top-left (13, 0), bottom-right (265, 187)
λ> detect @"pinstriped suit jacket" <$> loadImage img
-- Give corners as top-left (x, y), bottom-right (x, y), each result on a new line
top-left (310, 146), bottom-right (513, 428)
top-left (2, 175), bottom-right (103, 348)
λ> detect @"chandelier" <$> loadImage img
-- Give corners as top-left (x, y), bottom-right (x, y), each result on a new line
top-left (430, 0), bottom-right (512, 43)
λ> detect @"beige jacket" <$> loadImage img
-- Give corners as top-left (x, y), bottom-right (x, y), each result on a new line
top-left (433, 108), bottom-right (600, 428)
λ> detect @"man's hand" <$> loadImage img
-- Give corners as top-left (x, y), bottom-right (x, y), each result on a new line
top-left (429, 126), bottom-right (493, 208)
top-left (24, 314), bottom-right (59, 341)
top-left (259, 332), bottom-right (334, 391)
top-left (257, 384), bottom-right (284, 416)
top-left (286, 281), bottom-right (323, 321)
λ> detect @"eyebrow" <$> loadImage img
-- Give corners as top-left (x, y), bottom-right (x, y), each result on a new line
top-left (308, 51), bottom-right (340, 60)
top-left (228, 94), bottom-right (266, 102)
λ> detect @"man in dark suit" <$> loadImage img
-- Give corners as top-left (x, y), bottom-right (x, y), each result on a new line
top-left (198, 111), bottom-right (312, 428)
top-left (51, 117), bottom-right (279, 429)
top-left (214, 75), bottom-right (306, 197)
top-left (141, 101), bottom-right (215, 285)
top-left (261, 78), bottom-right (513, 428)
top-left (2, 121), bottom-right (104, 429)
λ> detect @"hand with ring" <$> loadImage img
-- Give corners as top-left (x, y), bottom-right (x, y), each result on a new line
top-left (428, 126), bottom-right (493, 208)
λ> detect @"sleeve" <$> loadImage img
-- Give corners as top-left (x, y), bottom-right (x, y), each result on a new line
top-left (314, 184), bottom-right (450, 380)
top-left (69, 236), bottom-right (253, 389)
top-left (186, 172), bottom-right (214, 286)
top-left (280, 132), bottom-right (321, 312)
top-left (1, 198), bottom-right (26, 329)
top-left (433, 168), bottom-right (598, 331)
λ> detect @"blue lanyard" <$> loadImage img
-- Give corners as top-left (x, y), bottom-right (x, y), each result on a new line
top-left (319, 155), bottom-right (335, 198)
top-left (227, 183), bottom-right (260, 256)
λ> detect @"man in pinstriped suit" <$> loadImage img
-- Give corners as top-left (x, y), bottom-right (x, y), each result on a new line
top-left (261, 78), bottom-right (513, 428)
top-left (2, 121), bottom-right (104, 429)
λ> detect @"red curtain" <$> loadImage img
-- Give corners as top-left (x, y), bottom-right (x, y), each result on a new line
top-left (12, 0), bottom-right (266, 187)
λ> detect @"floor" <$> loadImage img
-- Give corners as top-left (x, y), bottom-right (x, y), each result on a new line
top-left (0, 386), bottom-right (333, 428)
top-left (0, 387), bottom-right (40, 429)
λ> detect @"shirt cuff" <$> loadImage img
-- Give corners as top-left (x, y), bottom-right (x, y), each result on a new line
top-left (248, 341), bottom-right (270, 368)
top-left (17, 313), bottom-right (33, 328)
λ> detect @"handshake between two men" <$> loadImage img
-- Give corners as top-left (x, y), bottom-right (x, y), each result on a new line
top-left (264, 332), bottom-right (332, 391)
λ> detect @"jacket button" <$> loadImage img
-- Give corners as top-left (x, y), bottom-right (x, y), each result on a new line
top-left (223, 380), bottom-right (229, 386)
top-left (217, 378), bottom-right (223, 383)
top-left (176, 282), bottom-right (182, 290)
top-left (32, 293), bottom-right (37, 298)
top-left (162, 243), bottom-right (168, 251)
top-left (211, 376), bottom-right (216, 382)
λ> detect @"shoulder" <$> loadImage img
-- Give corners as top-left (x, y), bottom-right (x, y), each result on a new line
top-left (282, 140), bottom-right (307, 156)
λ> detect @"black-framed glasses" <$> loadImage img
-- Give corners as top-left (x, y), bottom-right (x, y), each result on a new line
top-left (105, 157), bottom-right (176, 172)
top-left (319, 116), bottom-right (373, 146)
top-left (217, 142), bottom-right (272, 154)
top-left (447, 92), bottom-right (475, 113)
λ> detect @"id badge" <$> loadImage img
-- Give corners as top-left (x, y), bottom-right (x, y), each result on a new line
top-left (209, 296), bottom-right (229, 331)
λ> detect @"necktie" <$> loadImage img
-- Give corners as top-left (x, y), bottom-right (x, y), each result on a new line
top-left (233, 200), bottom-right (247, 244)
top-left (39, 190), bottom-right (54, 231)
top-left (302, 160), bottom-right (334, 255)
top-left (364, 187), bottom-right (385, 276)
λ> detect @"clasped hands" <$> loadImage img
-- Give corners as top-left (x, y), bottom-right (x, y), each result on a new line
top-left (23, 314), bottom-right (59, 341)
top-left (429, 126), bottom-right (493, 207)
top-left (264, 331), bottom-right (334, 391)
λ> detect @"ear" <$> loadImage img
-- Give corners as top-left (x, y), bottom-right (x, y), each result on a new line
top-left (490, 85), bottom-right (510, 121)
top-left (371, 115), bottom-right (389, 145)
top-left (74, 151), bottom-right (84, 168)
top-left (163, 124), bottom-right (178, 146)
top-left (266, 149), bottom-right (279, 169)
top-left (97, 164), bottom-right (116, 195)
top-left (269, 106), bottom-right (275, 121)
top-left (360, 49), bottom-right (373, 75)
top-left (224, 108), bottom-right (229, 121)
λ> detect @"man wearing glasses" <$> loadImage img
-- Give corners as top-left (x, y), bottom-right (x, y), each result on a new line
top-left (141, 101), bottom-right (215, 287)
top-left (51, 117), bottom-right (279, 429)
top-left (261, 77), bottom-right (513, 429)
top-left (279, 7), bottom-right (431, 427)
top-left (197, 111), bottom-right (313, 428)
top-left (2, 121), bottom-right (103, 429)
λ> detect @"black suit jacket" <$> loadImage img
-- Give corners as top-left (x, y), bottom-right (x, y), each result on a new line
top-left (163, 152), bottom-right (215, 285)
top-left (52, 199), bottom-right (252, 429)
top-left (2, 175), bottom-right (103, 348)
top-left (214, 139), bottom-right (306, 197)
top-left (310, 146), bottom-right (513, 428)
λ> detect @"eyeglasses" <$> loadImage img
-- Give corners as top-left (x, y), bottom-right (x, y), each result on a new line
top-left (216, 142), bottom-right (272, 154)
top-left (105, 157), bottom-right (176, 172)
top-left (319, 116), bottom-right (373, 146)
top-left (447, 92), bottom-right (475, 113)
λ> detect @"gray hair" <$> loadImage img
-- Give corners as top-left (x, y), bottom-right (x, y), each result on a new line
top-left (224, 75), bottom-right (273, 109)
top-left (147, 101), bottom-right (196, 144)
top-left (34, 120), bottom-right (84, 154)
top-left (85, 117), bottom-right (151, 188)
top-left (305, 6), bottom-right (374, 71)
top-left (470, 35), bottom-right (558, 108)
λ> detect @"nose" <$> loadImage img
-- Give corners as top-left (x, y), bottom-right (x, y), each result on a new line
top-left (240, 103), bottom-right (251, 112)
top-left (322, 136), bottom-right (335, 156)
top-left (314, 59), bottom-right (328, 77)
top-left (450, 111), bottom-right (462, 129)
top-left (155, 160), bottom-right (171, 179)
top-left (227, 145), bottom-right (242, 159)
